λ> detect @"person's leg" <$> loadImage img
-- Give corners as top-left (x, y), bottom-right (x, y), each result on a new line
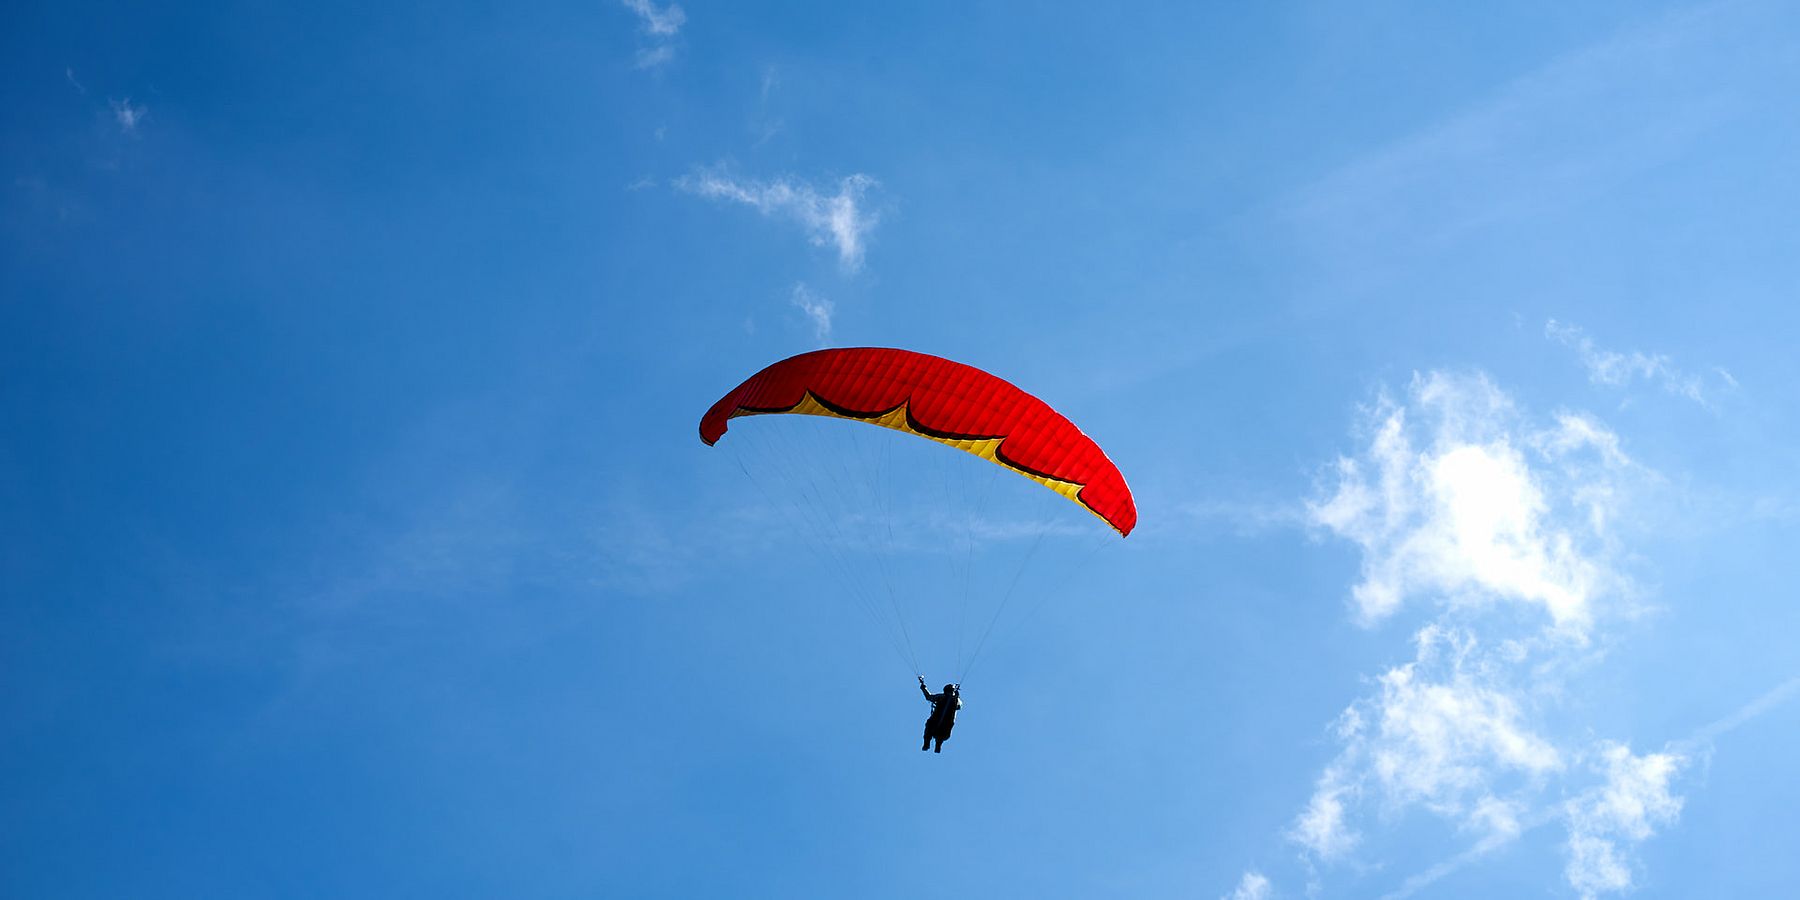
top-left (933, 737), bottom-right (943, 753)
top-left (922, 724), bottom-right (932, 751)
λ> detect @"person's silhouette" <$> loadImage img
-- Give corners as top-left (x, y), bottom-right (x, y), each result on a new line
top-left (918, 676), bottom-right (962, 753)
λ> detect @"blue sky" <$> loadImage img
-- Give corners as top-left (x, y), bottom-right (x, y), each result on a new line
top-left (4, 1), bottom-right (1798, 897)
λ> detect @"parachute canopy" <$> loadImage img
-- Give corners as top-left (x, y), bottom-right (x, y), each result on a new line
top-left (699, 347), bottom-right (1136, 536)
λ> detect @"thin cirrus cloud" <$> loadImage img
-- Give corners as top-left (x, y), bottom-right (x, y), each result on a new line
top-left (1545, 319), bottom-right (1733, 407)
top-left (677, 168), bottom-right (880, 272)
top-left (110, 98), bottom-right (146, 134)
top-left (1382, 676), bottom-right (1799, 899)
top-left (1283, 370), bottom-right (1687, 898)
top-left (621, 0), bottom-right (684, 69)
top-left (1291, 760), bottom-right (1357, 860)
top-left (1222, 870), bottom-right (1271, 900)
top-left (622, 0), bottom-right (683, 36)
top-left (634, 45), bottom-right (676, 70)
top-left (790, 283), bottom-right (833, 343)
top-left (1563, 743), bottom-right (1685, 900)
top-left (1284, 2), bottom-right (1782, 289)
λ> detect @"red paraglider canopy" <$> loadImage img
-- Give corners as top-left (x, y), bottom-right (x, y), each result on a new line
top-left (700, 347), bottom-right (1136, 536)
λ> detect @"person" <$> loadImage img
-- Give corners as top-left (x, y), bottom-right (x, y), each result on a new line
top-left (918, 676), bottom-right (962, 753)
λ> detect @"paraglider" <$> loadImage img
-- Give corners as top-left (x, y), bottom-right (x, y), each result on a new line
top-left (919, 677), bottom-right (961, 753)
top-left (700, 347), bottom-right (1135, 751)
top-left (699, 347), bottom-right (1136, 536)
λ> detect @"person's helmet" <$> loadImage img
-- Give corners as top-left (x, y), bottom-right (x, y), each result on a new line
top-left (943, 684), bottom-right (956, 693)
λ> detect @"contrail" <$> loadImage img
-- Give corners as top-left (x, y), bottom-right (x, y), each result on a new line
top-left (1670, 675), bottom-right (1800, 753)
top-left (1379, 674), bottom-right (1800, 899)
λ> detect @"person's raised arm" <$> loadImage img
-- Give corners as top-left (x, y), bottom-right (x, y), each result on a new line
top-left (919, 676), bottom-right (933, 700)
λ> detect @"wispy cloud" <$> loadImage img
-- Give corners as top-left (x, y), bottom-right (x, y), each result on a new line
top-left (1380, 822), bottom-right (1531, 900)
top-left (634, 45), bottom-right (676, 70)
top-left (65, 67), bottom-right (86, 95)
top-left (622, 0), bottom-right (684, 36)
top-left (1674, 674), bottom-right (1800, 751)
top-left (1383, 674), bottom-right (1799, 898)
top-left (751, 66), bottom-right (785, 146)
top-left (290, 477), bottom-right (536, 617)
top-left (1222, 870), bottom-right (1271, 900)
top-left (1169, 496), bottom-right (1306, 539)
top-left (1545, 319), bottom-right (1732, 407)
top-left (1291, 624), bottom-right (1563, 860)
top-left (1286, 2), bottom-right (1773, 286)
top-left (592, 501), bottom-right (706, 593)
top-left (110, 98), bottom-right (146, 135)
top-left (621, 0), bottom-right (684, 69)
top-left (790, 283), bottom-right (833, 342)
top-left (1307, 372), bottom-right (1632, 636)
top-left (1563, 743), bottom-right (1684, 899)
top-left (677, 168), bottom-right (881, 272)
top-left (1363, 628), bottom-right (1563, 807)
top-left (1291, 762), bottom-right (1358, 860)
top-left (1289, 370), bottom-right (1684, 895)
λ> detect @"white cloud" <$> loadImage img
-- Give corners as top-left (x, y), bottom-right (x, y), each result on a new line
top-left (1308, 371), bottom-right (1627, 636)
top-left (1536, 411), bottom-right (1628, 469)
top-left (1292, 624), bottom-right (1561, 860)
top-left (1223, 870), bottom-right (1271, 900)
top-left (1546, 319), bottom-right (1728, 406)
top-left (621, 0), bottom-right (683, 69)
top-left (110, 98), bottom-right (146, 134)
top-left (790, 283), bottom-right (833, 342)
top-left (634, 45), bottom-right (676, 70)
top-left (621, 0), bottom-right (684, 37)
top-left (1385, 675), bottom-right (1799, 898)
top-left (677, 169), bottom-right (880, 271)
top-left (1287, 370), bottom-right (1689, 897)
top-left (1367, 628), bottom-right (1562, 809)
top-left (1466, 794), bottom-right (1526, 843)
top-left (1563, 743), bottom-right (1684, 899)
top-left (1291, 764), bottom-right (1358, 859)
